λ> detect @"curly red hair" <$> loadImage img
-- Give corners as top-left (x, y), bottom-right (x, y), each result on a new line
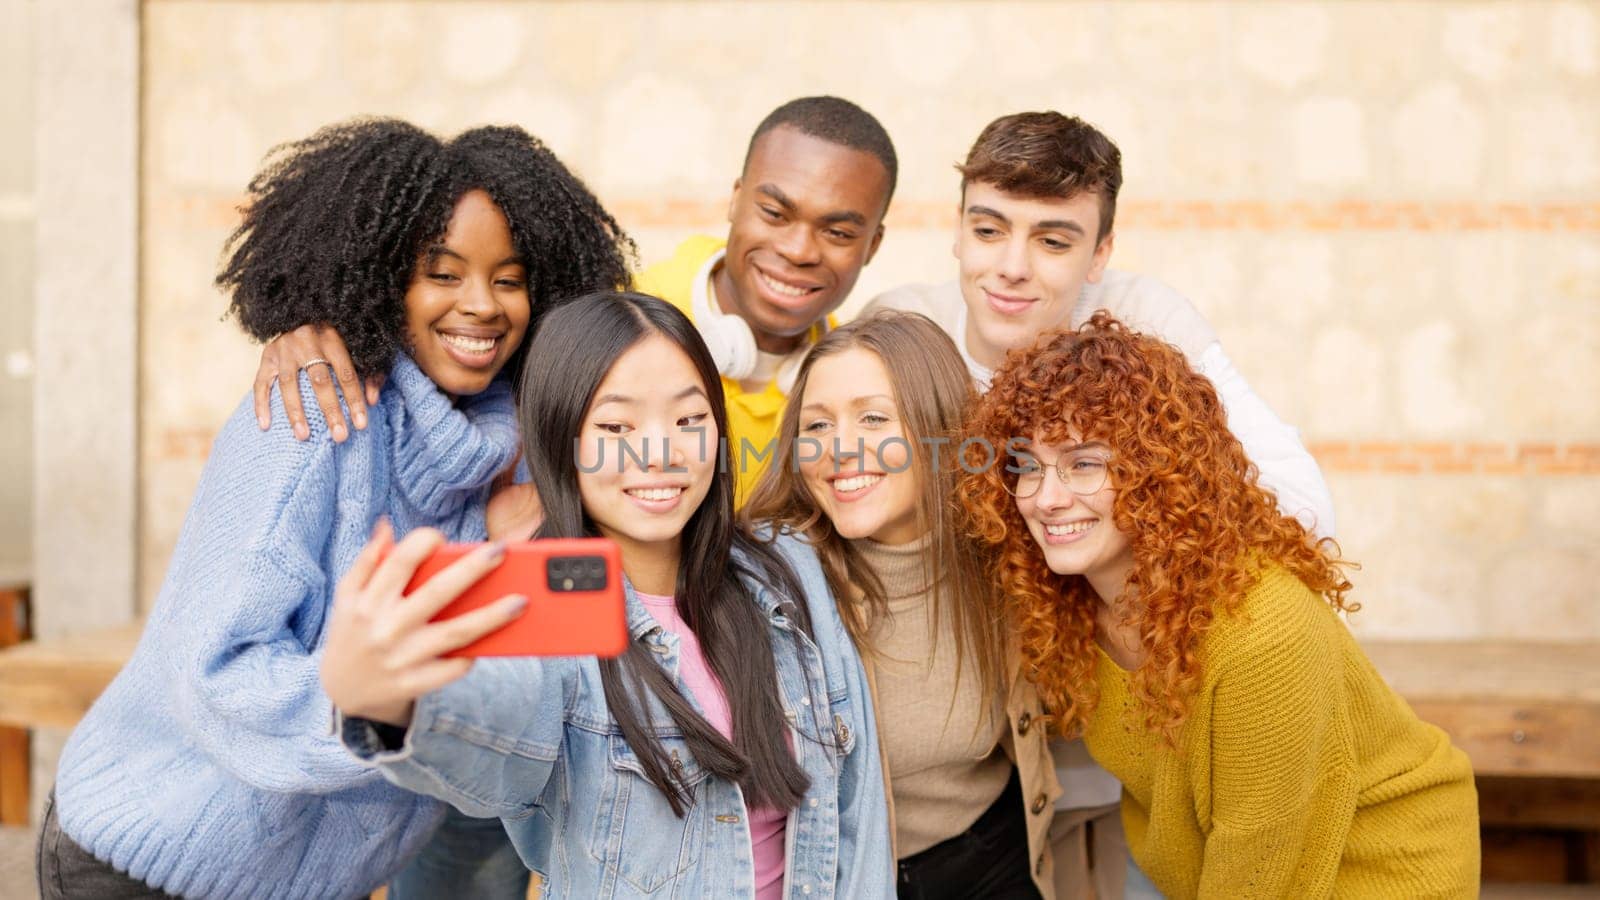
top-left (958, 312), bottom-right (1353, 743)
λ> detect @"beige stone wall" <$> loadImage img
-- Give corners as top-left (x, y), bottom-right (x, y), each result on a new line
top-left (141, 1), bottom-right (1600, 640)
top-left (28, 0), bottom-right (142, 829)
top-left (0, 0), bottom-right (35, 577)
top-left (37, 0), bottom-right (140, 638)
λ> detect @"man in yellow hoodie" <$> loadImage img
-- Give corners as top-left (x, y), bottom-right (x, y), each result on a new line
top-left (634, 96), bottom-right (895, 500)
top-left (253, 96), bottom-right (895, 504)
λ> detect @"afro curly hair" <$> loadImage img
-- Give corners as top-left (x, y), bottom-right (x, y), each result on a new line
top-left (217, 117), bottom-right (634, 389)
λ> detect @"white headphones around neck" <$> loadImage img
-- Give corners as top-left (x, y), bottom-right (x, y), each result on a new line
top-left (692, 253), bottom-right (824, 393)
top-left (695, 301), bottom-right (761, 381)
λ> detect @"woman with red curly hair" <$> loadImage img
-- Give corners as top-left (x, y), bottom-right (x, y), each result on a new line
top-left (958, 313), bottom-right (1479, 898)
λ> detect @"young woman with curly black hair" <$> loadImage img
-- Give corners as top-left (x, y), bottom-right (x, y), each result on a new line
top-left (38, 118), bottom-right (632, 900)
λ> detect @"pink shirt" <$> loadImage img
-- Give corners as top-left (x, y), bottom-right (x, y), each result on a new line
top-left (637, 591), bottom-right (787, 900)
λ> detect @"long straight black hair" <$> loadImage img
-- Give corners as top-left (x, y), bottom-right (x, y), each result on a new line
top-left (519, 291), bottom-right (814, 815)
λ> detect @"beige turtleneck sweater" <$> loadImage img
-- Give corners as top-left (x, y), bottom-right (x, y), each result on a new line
top-left (852, 536), bottom-right (1013, 858)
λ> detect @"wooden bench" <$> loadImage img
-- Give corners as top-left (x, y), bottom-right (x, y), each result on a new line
top-left (1363, 640), bottom-right (1600, 884)
top-left (7, 633), bottom-right (1595, 769)
top-left (0, 624), bottom-right (141, 733)
top-left (1363, 641), bottom-right (1600, 780)
top-left (0, 572), bottom-right (32, 826)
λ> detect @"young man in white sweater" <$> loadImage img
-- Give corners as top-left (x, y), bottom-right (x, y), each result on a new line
top-left (864, 111), bottom-right (1336, 900)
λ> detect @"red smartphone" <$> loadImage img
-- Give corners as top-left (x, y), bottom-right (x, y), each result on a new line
top-left (406, 537), bottom-right (629, 658)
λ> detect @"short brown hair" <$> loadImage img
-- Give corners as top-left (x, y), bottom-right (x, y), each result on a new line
top-left (957, 112), bottom-right (1123, 241)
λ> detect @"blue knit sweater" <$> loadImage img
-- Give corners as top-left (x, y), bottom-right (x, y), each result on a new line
top-left (55, 355), bottom-right (520, 900)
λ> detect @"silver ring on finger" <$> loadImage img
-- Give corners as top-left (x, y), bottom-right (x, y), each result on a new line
top-left (300, 357), bottom-right (333, 373)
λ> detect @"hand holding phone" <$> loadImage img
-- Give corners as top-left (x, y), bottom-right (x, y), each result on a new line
top-left (415, 537), bottom-right (628, 658)
top-left (321, 523), bottom-right (523, 726)
top-left (321, 524), bottom-right (628, 728)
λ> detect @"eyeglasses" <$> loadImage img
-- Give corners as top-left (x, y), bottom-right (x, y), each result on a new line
top-left (1004, 450), bottom-right (1111, 499)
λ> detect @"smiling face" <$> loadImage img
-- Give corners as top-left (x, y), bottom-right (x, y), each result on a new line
top-left (403, 189), bottom-right (531, 397)
top-left (576, 333), bottom-right (719, 564)
top-left (796, 347), bottom-right (922, 545)
top-left (716, 126), bottom-right (890, 353)
top-left (954, 181), bottom-right (1114, 371)
top-left (1013, 431), bottom-right (1134, 601)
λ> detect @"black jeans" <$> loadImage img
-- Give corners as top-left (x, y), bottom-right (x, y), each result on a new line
top-left (896, 770), bottom-right (1042, 900)
top-left (35, 789), bottom-right (177, 900)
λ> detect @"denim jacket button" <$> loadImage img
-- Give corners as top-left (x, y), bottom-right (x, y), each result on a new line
top-left (800, 696), bottom-right (811, 706)
top-left (833, 714), bottom-right (850, 748)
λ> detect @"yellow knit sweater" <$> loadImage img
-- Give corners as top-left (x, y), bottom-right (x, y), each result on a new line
top-left (1083, 566), bottom-right (1480, 899)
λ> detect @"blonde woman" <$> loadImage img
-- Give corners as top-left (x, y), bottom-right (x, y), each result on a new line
top-left (747, 310), bottom-right (1054, 899)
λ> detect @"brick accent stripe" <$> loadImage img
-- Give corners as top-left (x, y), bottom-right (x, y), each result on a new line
top-left (150, 426), bottom-right (1600, 475)
top-left (154, 195), bottom-right (1600, 233)
top-left (1307, 442), bottom-right (1600, 476)
top-left (1113, 200), bottom-right (1600, 233)
top-left (601, 198), bottom-right (1600, 232)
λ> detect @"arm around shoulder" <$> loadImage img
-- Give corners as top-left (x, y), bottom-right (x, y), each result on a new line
top-left (1194, 342), bottom-right (1337, 538)
top-left (1090, 271), bottom-right (1219, 361)
top-left (1090, 272), bottom-right (1338, 537)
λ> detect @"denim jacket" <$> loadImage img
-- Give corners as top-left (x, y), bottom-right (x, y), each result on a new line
top-left (343, 532), bottom-right (893, 899)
